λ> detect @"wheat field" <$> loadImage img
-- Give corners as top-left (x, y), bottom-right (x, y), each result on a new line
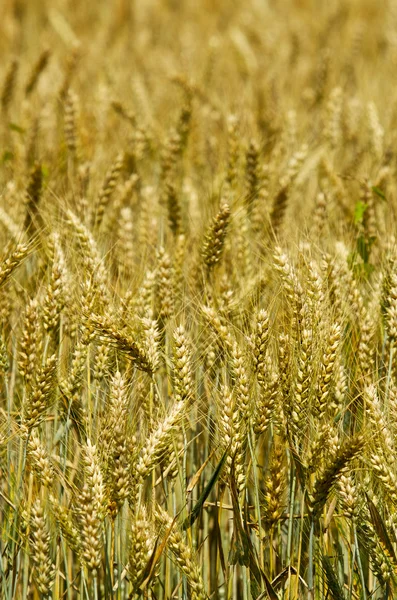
top-left (1, 0), bottom-right (397, 598)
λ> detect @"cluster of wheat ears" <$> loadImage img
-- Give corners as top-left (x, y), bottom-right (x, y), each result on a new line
top-left (1, 1), bottom-right (397, 599)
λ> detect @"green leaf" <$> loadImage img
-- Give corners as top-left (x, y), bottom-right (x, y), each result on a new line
top-left (354, 200), bottom-right (367, 224)
top-left (1, 150), bottom-right (13, 163)
top-left (357, 235), bottom-right (370, 264)
top-left (372, 186), bottom-right (387, 201)
top-left (182, 447), bottom-right (228, 530)
top-left (9, 122), bottom-right (25, 134)
top-left (366, 493), bottom-right (397, 563)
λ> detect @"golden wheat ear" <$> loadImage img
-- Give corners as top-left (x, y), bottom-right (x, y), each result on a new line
top-left (1, 58), bottom-right (18, 114)
top-left (155, 506), bottom-right (207, 600)
top-left (201, 202), bottom-right (230, 272)
top-left (29, 499), bottom-right (56, 597)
